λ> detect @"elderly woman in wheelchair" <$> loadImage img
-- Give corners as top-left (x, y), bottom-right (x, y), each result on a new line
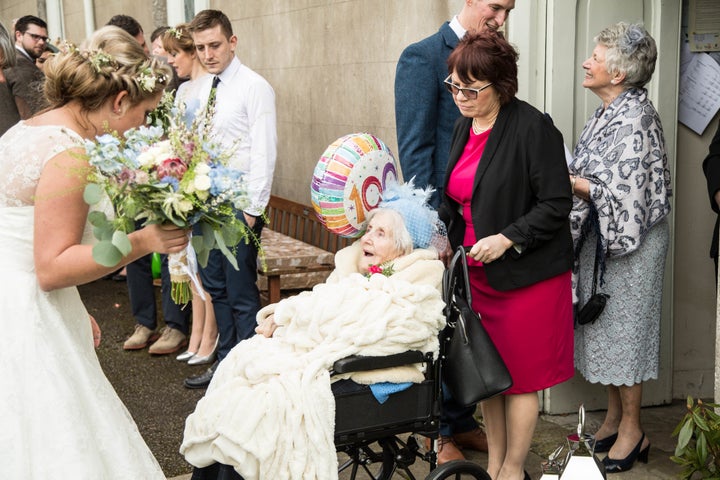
top-left (181, 181), bottom-right (458, 480)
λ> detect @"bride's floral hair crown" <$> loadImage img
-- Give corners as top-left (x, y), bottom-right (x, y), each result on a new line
top-left (62, 36), bottom-right (168, 94)
top-left (378, 178), bottom-right (448, 252)
top-left (43, 26), bottom-right (172, 110)
top-left (80, 49), bottom-right (167, 93)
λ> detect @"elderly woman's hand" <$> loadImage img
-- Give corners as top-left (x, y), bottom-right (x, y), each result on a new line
top-left (468, 234), bottom-right (514, 264)
top-left (255, 313), bottom-right (278, 338)
top-left (439, 242), bottom-right (454, 267)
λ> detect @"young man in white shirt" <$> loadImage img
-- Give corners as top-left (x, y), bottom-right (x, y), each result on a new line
top-left (184, 9), bottom-right (277, 389)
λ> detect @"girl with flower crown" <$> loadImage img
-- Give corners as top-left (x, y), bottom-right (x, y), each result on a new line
top-left (181, 181), bottom-right (448, 480)
top-left (0, 26), bottom-right (185, 478)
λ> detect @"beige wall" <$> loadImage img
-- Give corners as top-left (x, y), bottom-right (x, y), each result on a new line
top-left (1, 1), bottom-right (158, 46)
top-left (1, 3), bottom-right (39, 31)
top-left (60, 0), bottom-right (86, 44)
top-left (218, 0), bottom-right (461, 205)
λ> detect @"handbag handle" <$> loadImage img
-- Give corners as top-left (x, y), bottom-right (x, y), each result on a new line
top-left (590, 236), bottom-right (601, 296)
top-left (442, 246), bottom-right (473, 313)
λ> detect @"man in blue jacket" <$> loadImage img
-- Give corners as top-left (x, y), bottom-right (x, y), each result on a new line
top-left (393, 0), bottom-right (515, 464)
top-left (395, 0), bottom-right (514, 208)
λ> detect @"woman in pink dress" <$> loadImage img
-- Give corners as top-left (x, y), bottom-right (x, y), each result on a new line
top-left (439, 31), bottom-right (574, 480)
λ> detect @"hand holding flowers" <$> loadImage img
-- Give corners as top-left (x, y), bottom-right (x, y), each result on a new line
top-left (83, 94), bottom-right (256, 303)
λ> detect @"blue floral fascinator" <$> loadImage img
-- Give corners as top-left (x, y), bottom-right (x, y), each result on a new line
top-left (378, 177), bottom-right (448, 251)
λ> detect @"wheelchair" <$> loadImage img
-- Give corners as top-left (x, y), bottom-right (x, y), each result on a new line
top-left (192, 249), bottom-right (490, 480)
top-left (332, 348), bottom-right (490, 480)
top-left (332, 248), bottom-right (490, 480)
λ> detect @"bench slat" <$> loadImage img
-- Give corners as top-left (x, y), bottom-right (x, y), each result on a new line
top-left (258, 195), bottom-right (354, 303)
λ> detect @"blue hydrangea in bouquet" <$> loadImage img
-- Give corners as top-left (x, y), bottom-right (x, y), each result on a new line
top-left (83, 93), bottom-right (255, 304)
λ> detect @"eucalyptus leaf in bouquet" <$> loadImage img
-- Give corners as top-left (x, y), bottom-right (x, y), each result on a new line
top-left (83, 95), bottom-right (258, 304)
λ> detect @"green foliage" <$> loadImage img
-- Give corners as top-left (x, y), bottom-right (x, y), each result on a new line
top-left (671, 396), bottom-right (720, 479)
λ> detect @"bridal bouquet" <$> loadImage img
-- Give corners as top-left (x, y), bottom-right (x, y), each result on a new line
top-left (83, 95), bottom-right (254, 304)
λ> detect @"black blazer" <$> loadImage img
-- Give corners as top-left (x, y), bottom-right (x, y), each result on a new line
top-left (703, 121), bottom-right (720, 259)
top-left (439, 98), bottom-right (574, 291)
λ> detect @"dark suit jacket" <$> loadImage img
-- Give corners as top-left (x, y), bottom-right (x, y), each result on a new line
top-left (394, 22), bottom-right (460, 207)
top-left (439, 98), bottom-right (574, 291)
top-left (702, 121), bottom-right (720, 259)
top-left (3, 48), bottom-right (46, 118)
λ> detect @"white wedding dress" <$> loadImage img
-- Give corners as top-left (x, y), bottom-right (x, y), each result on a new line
top-left (0, 123), bottom-right (165, 479)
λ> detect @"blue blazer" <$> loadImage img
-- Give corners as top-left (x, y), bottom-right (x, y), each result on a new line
top-left (394, 22), bottom-right (460, 207)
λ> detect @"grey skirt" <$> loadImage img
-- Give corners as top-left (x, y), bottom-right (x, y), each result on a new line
top-left (574, 219), bottom-right (669, 386)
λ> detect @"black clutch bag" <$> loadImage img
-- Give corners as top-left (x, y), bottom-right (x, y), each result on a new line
top-left (577, 293), bottom-right (609, 325)
top-left (442, 247), bottom-right (513, 407)
top-left (577, 236), bottom-right (610, 326)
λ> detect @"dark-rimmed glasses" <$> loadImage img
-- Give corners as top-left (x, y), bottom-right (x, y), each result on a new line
top-left (24, 32), bottom-right (48, 43)
top-left (443, 75), bottom-right (493, 100)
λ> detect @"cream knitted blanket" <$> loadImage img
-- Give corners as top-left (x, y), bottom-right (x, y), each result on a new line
top-left (181, 247), bottom-right (445, 480)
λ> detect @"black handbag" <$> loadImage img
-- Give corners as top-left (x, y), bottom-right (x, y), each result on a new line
top-left (442, 247), bottom-right (513, 407)
top-left (577, 237), bottom-right (610, 326)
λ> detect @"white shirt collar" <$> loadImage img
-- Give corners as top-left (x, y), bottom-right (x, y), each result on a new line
top-left (216, 56), bottom-right (241, 84)
top-left (449, 16), bottom-right (466, 40)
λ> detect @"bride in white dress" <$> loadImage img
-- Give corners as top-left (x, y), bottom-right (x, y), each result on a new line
top-left (0, 26), bottom-right (189, 479)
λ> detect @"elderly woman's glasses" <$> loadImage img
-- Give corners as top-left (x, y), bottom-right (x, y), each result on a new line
top-left (443, 75), bottom-right (493, 100)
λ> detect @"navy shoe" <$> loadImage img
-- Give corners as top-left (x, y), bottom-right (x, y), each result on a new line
top-left (602, 433), bottom-right (650, 473)
top-left (184, 360), bottom-right (218, 389)
top-left (591, 432), bottom-right (618, 453)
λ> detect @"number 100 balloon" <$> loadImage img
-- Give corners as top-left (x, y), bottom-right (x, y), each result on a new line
top-left (311, 133), bottom-right (399, 238)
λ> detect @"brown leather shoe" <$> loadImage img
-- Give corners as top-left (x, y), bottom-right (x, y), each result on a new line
top-left (453, 428), bottom-right (489, 453)
top-left (437, 436), bottom-right (465, 464)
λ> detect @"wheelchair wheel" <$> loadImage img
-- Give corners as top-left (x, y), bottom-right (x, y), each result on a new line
top-left (424, 460), bottom-right (491, 480)
top-left (338, 439), bottom-right (396, 480)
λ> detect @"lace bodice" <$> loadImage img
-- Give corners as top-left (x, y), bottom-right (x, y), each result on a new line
top-left (0, 122), bottom-right (83, 207)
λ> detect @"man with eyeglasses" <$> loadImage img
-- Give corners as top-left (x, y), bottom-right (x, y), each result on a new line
top-left (4, 15), bottom-right (49, 119)
top-left (393, 0), bottom-right (514, 465)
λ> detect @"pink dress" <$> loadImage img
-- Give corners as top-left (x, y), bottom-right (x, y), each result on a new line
top-left (446, 128), bottom-right (574, 394)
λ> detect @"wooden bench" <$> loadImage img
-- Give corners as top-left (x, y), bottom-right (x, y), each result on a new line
top-left (257, 195), bottom-right (353, 304)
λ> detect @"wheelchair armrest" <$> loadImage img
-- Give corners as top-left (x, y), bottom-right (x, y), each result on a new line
top-left (332, 350), bottom-right (426, 374)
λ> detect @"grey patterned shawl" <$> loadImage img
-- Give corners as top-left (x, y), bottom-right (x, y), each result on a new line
top-left (569, 87), bottom-right (671, 264)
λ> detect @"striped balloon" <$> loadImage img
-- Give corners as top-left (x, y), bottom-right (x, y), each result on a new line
top-left (311, 133), bottom-right (399, 238)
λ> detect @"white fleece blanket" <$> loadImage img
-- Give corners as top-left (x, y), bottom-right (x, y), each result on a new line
top-left (181, 246), bottom-right (445, 480)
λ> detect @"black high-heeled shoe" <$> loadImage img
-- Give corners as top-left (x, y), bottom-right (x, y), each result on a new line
top-left (591, 432), bottom-right (618, 453)
top-left (602, 433), bottom-right (650, 473)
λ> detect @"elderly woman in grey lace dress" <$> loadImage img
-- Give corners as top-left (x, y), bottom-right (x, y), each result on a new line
top-left (568, 22), bottom-right (671, 474)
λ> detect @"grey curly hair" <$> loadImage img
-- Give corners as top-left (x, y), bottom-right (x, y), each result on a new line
top-left (595, 22), bottom-right (657, 89)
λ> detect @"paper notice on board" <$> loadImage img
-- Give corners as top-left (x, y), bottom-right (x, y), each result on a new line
top-left (689, 0), bottom-right (720, 52)
top-left (678, 52), bottom-right (720, 135)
